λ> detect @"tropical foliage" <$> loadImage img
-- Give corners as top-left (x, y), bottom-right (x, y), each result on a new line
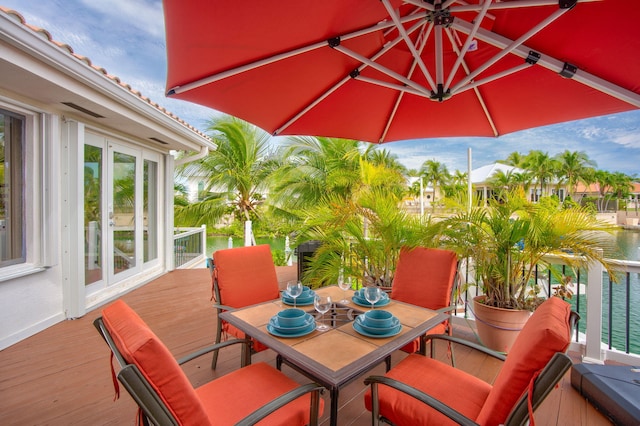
top-left (435, 191), bottom-right (618, 310)
top-left (174, 116), bottom-right (278, 237)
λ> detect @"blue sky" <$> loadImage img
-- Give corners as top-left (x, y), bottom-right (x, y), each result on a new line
top-left (5, 0), bottom-right (640, 175)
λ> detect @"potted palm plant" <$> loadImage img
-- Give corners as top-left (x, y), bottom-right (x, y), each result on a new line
top-left (437, 191), bottom-right (617, 352)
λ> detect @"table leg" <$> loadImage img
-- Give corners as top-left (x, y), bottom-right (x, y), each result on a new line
top-left (330, 387), bottom-right (339, 426)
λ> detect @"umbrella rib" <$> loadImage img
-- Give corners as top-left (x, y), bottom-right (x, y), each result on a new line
top-left (450, 0), bottom-right (603, 13)
top-left (443, 27), bottom-right (499, 137)
top-left (380, 22), bottom-right (434, 143)
top-left (333, 45), bottom-right (432, 97)
top-left (380, 0), bottom-right (437, 92)
top-left (167, 15), bottom-right (425, 96)
top-left (273, 16), bottom-right (429, 136)
top-left (453, 19), bottom-right (640, 108)
top-left (444, 0), bottom-right (493, 92)
top-left (451, 7), bottom-right (572, 94)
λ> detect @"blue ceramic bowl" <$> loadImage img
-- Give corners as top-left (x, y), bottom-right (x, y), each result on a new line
top-left (362, 310), bottom-right (394, 328)
top-left (277, 308), bottom-right (307, 327)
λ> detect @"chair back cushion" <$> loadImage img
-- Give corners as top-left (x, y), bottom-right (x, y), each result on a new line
top-left (476, 297), bottom-right (571, 425)
top-left (214, 245), bottom-right (280, 308)
top-left (102, 300), bottom-right (210, 425)
top-left (391, 247), bottom-right (457, 310)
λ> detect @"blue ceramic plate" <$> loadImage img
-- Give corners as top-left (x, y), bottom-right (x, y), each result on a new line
top-left (353, 321), bottom-right (401, 338)
top-left (352, 295), bottom-right (390, 308)
top-left (267, 321), bottom-right (316, 338)
top-left (282, 294), bottom-right (315, 306)
top-left (354, 315), bottom-right (400, 335)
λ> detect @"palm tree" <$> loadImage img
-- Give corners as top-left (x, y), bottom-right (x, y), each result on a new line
top-left (269, 136), bottom-right (363, 214)
top-left (554, 150), bottom-right (597, 200)
top-left (524, 150), bottom-right (556, 200)
top-left (593, 170), bottom-right (615, 212)
top-left (420, 159), bottom-right (450, 210)
top-left (503, 151), bottom-right (527, 168)
top-left (175, 116), bottom-right (277, 235)
top-left (487, 169), bottom-right (520, 201)
top-left (609, 171), bottom-right (635, 211)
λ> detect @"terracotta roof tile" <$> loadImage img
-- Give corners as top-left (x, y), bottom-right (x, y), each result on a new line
top-left (0, 6), bottom-right (210, 142)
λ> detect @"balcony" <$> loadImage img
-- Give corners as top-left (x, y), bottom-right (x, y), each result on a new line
top-left (0, 265), bottom-right (627, 425)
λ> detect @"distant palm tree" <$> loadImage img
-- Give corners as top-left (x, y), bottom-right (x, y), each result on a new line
top-left (487, 169), bottom-right (519, 200)
top-left (420, 159), bottom-right (450, 210)
top-left (524, 150), bottom-right (556, 199)
top-left (554, 150), bottom-right (597, 200)
top-left (175, 116), bottom-right (277, 231)
top-left (503, 151), bottom-right (527, 168)
top-left (609, 171), bottom-right (635, 211)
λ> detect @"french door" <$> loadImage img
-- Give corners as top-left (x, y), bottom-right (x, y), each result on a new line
top-left (84, 133), bottom-right (161, 295)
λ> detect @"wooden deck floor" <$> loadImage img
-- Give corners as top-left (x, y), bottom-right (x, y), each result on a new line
top-left (0, 267), bottom-right (614, 425)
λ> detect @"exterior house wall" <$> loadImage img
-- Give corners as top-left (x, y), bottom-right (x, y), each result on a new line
top-left (0, 8), bottom-right (212, 349)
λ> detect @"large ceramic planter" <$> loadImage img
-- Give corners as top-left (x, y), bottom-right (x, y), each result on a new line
top-left (472, 296), bottom-right (531, 353)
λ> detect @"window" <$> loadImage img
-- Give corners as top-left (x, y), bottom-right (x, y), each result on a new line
top-left (0, 109), bottom-right (25, 267)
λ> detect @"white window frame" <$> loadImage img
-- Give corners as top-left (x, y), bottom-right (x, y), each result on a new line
top-left (0, 97), bottom-right (57, 282)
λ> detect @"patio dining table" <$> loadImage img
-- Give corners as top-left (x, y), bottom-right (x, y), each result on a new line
top-left (219, 285), bottom-right (445, 426)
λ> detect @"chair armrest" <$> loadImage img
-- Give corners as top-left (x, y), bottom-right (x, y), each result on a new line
top-left (425, 334), bottom-right (507, 361)
top-left (434, 306), bottom-right (457, 314)
top-left (212, 303), bottom-right (236, 313)
top-left (177, 338), bottom-right (251, 365)
top-left (236, 382), bottom-right (323, 426)
top-left (364, 376), bottom-right (479, 426)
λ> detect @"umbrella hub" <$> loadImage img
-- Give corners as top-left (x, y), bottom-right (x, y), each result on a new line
top-left (430, 85), bottom-right (451, 103)
top-left (427, 5), bottom-right (454, 28)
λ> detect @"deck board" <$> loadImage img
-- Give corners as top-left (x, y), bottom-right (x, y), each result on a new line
top-left (0, 267), bottom-right (613, 425)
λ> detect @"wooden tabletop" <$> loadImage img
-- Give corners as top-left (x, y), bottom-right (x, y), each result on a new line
top-left (220, 285), bottom-right (445, 389)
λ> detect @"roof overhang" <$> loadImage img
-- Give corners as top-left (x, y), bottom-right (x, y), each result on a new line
top-left (0, 9), bottom-right (213, 152)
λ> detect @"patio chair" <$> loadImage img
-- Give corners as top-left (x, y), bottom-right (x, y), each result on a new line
top-left (94, 300), bottom-right (323, 426)
top-left (364, 297), bottom-right (578, 426)
top-left (390, 246), bottom-right (458, 354)
top-left (210, 244), bottom-right (281, 369)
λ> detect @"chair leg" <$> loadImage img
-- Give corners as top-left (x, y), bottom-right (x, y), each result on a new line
top-left (211, 320), bottom-right (223, 369)
top-left (276, 354), bottom-right (283, 370)
top-left (385, 355), bottom-right (391, 372)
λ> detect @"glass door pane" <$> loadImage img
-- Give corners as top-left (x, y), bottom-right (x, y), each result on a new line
top-left (143, 159), bottom-right (158, 262)
top-left (112, 150), bottom-right (136, 275)
top-left (84, 144), bottom-right (103, 284)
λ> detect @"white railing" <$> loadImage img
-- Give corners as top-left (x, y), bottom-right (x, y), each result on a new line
top-left (455, 254), bottom-right (640, 365)
top-left (173, 225), bottom-right (206, 269)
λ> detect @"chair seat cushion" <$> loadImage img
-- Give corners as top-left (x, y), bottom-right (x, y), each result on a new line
top-left (196, 362), bottom-right (323, 425)
top-left (223, 322), bottom-right (270, 352)
top-left (102, 300), bottom-right (210, 424)
top-left (364, 354), bottom-right (491, 426)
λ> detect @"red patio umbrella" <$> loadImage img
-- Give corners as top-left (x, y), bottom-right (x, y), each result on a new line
top-left (162, 0), bottom-right (640, 143)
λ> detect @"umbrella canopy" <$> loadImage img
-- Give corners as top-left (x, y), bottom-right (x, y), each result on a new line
top-left (163, 0), bottom-right (640, 143)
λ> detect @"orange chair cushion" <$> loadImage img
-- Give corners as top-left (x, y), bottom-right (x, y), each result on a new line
top-left (364, 353), bottom-right (491, 425)
top-left (223, 323), bottom-right (270, 352)
top-left (391, 247), bottom-right (457, 310)
top-left (392, 247), bottom-right (457, 353)
top-left (476, 297), bottom-right (571, 425)
top-left (102, 300), bottom-right (210, 424)
top-left (214, 245), bottom-right (280, 308)
top-left (196, 362), bottom-right (324, 425)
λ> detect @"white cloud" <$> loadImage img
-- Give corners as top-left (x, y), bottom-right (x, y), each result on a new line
top-left (79, 0), bottom-right (165, 39)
